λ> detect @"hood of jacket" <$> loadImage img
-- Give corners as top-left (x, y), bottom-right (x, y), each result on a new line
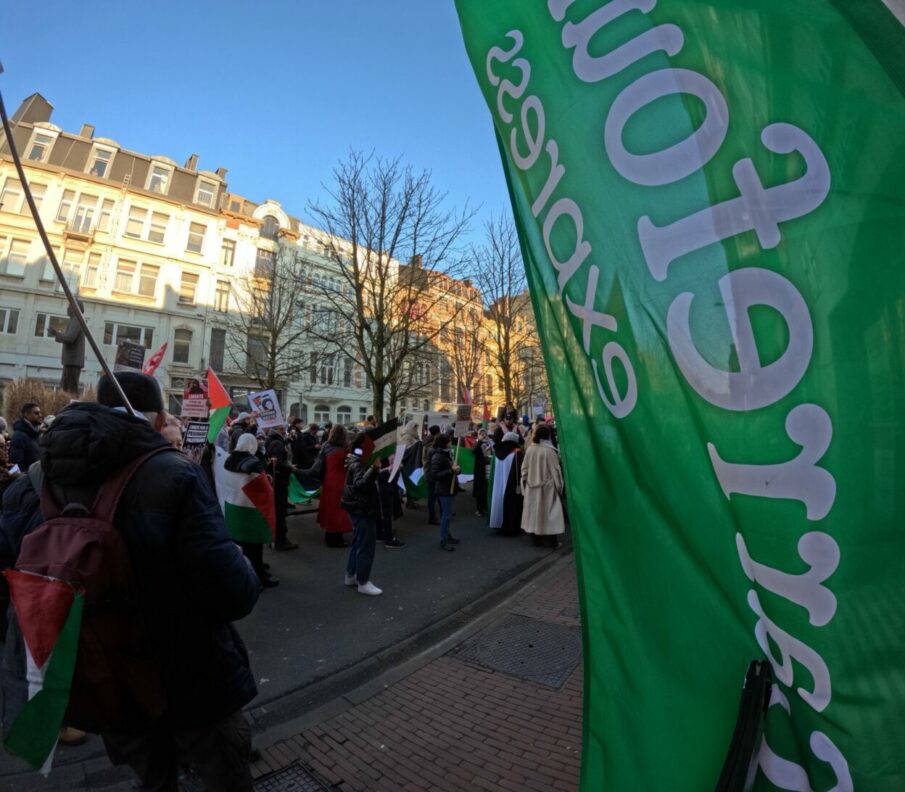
top-left (12, 418), bottom-right (39, 439)
top-left (39, 402), bottom-right (169, 489)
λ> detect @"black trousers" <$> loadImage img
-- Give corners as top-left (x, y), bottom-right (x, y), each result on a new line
top-left (272, 473), bottom-right (289, 544)
top-left (102, 709), bottom-right (252, 792)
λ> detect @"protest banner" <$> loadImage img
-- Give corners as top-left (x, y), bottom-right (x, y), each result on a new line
top-left (181, 377), bottom-right (208, 418)
top-left (454, 403), bottom-right (472, 438)
top-left (456, 2), bottom-right (905, 789)
top-left (181, 419), bottom-right (209, 465)
top-left (113, 340), bottom-right (146, 373)
top-left (248, 388), bottom-right (284, 429)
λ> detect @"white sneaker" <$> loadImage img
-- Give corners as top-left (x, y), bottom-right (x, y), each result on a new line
top-left (357, 581), bottom-right (383, 596)
top-left (344, 574), bottom-right (358, 587)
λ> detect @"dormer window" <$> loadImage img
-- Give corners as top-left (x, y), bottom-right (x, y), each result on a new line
top-left (260, 215), bottom-right (280, 240)
top-left (146, 163), bottom-right (172, 194)
top-left (87, 146), bottom-right (115, 178)
top-left (26, 132), bottom-right (55, 163)
top-left (195, 178), bottom-right (217, 209)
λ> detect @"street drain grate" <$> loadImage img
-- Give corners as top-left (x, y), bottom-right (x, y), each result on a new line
top-left (455, 613), bottom-right (581, 688)
top-left (253, 762), bottom-right (332, 792)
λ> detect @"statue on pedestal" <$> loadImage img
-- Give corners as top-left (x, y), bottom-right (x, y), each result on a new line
top-left (54, 300), bottom-right (85, 395)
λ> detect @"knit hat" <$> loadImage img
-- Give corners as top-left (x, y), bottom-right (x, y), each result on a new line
top-left (97, 372), bottom-right (164, 413)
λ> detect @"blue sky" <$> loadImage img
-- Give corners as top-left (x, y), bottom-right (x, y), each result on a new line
top-left (1, 1), bottom-right (508, 246)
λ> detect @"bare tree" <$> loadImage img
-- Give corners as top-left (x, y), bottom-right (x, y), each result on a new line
top-left (470, 215), bottom-right (535, 409)
top-left (225, 240), bottom-right (312, 391)
top-left (307, 150), bottom-right (473, 420)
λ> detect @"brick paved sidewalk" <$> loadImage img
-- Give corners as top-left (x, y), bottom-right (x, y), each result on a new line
top-left (251, 555), bottom-right (583, 791)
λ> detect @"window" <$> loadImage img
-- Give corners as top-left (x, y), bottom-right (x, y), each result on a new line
top-left (336, 406), bottom-right (352, 424)
top-left (35, 312), bottom-right (69, 338)
top-left (146, 164), bottom-right (171, 194)
top-left (27, 132), bottom-right (54, 162)
top-left (215, 280), bottom-right (230, 312)
top-left (209, 328), bottom-right (226, 371)
top-left (246, 335), bottom-right (266, 372)
top-left (359, 407), bottom-right (368, 421)
top-left (260, 215), bottom-right (280, 240)
top-left (124, 206), bottom-right (146, 238)
top-left (229, 200), bottom-right (241, 212)
top-left (309, 352), bottom-right (318, 384)
top-left (186, 222), bottom-right (205, 253)
top-left (97, 199), bottom-right (115, 232)
top-left (342, 357), bottom-right (353, 388)
top-left (148, 212), bottom-right (168, 244)
top-left (56, 190), bottom-right (75, 223)
top-left (26, 183), bottom-right (46, 214)
top-left (220, 239), bottom-right (236, 267)
top-left (173, 329), bottom-right (192, 364)
top-left (179, 271), bottom-right (199, 305)
top-left (87, 147), bottom-right (114, 178)
top-left (114, 259), bottom-right (136, 292)
top-left (423, 399), bottom-right (430, 412)
top-left (137, 264), bottom-right (159, 297)
top-left (485, 374), bottom-right (493, 396)
top-left (0, 308), bottom-right (19, 334)
top-left (313, 405), bottom-right (331, 424)
top-left (195, 178), bottom-right (216, 208)
top-left (83, 252), bottom-right (101, 288)
top-left (103, 322), bottom-right (154, 348)
top-left (2, 239), bottom-right (29, 277)
top-left (254, 247), bottom-right (274, 277)
top-left (71, 193), bottom-right (98, 232)
top-left (40, 246), bottom-right (66, 282)
top-left (318, 354), bottom-right (335, 385)
top-left (0, 179), bottom-right (23, 213)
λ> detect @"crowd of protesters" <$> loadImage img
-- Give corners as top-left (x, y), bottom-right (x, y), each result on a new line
top-left (0, 379), bottom-right (566, 790)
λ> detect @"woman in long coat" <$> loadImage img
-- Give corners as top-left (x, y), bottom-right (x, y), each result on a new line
top-left (303, 424), bottom-right (352, 547)
top-left (520, 424), bottom-right (565, 547)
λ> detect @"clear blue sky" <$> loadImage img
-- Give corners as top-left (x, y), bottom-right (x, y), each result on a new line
top-left (2, 1), bottom-right (509, 246)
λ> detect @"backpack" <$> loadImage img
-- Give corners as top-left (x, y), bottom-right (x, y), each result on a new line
top-left (3, 448), bottom-right (172, 734)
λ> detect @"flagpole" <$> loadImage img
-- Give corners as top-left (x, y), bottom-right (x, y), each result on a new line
top-left (0, 74), bottom-right (135, 416)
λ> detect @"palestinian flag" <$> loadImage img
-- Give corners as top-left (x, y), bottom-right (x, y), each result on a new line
top-left (213, 448), bottom-right (274, 543)
top-left (207, 368), bottom-right (231, 444)
top-left (288, 472), bottom-right (321, 504)
top-left (361, 417), bottom-right (400, 466)
top-left (396, 439), bottom-right (428, 498)
top-left (2, 571), bottom-right (84, 771)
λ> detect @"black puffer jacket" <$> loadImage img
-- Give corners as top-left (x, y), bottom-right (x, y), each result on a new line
top-left (340, 453), bottom-right (379, 516)
top-left (428, 445), bottom-right (455, 491)
top-left (8, 419), bottom-right (40, 471)
top-left (0, 402), bottom-right (260, 729)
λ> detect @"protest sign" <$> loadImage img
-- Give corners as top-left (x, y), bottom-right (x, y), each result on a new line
top-left (181, 419), bottom-right (209, 465)
top-left (248, 388), bottom-right (284, 429)
top-left (113, 341), bottom-right (146, 372)
top-left (181, 377), bottom-right (208, 418)
top-left (454, 403), bottom-right (472, 438)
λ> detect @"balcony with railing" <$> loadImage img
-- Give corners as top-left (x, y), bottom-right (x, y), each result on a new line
top-left (63, 215), bottom-right (96, 242)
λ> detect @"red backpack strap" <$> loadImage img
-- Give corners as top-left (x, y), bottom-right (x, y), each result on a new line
top-left (90, 446), bottom-right (178, 521)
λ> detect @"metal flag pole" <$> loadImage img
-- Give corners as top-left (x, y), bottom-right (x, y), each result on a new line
top-left (0, 66), bottom-right (136, 415)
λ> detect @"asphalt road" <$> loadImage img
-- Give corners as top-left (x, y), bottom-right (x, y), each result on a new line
top-left (0, 487), bottom-right (564, 790)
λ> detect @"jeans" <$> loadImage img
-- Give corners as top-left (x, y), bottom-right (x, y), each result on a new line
top-left (427, 480), bottom-right (438, 522)
top-left (346, 513), bottom-right (377, 584)
top-left (438, 495), bottom-right (454, 542)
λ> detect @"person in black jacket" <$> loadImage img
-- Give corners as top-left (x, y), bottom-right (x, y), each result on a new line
top-left (0, 372), bottom-right (260, 791)
top-left (265, 426), bottom-right (297, 551)
top-left (340, 429), bottom-right (383, 596)
top-left (429, 433), bottom-right (461, 552)
top-left (8, 402), bottom-right (42, 471)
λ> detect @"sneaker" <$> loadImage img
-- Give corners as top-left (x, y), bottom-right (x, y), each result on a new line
top-left (384, 538), bottom-right (406, 548)
top-left (439, 540), bottom-right (456, 552)
top-left (274, 541), bottom-right (299, 551)
top-left (358, 581), bottom-right (383, 596)
top-left (344, 574), bottom-right (358, 587)
top-left (446, 534), bottom-right (461, 545)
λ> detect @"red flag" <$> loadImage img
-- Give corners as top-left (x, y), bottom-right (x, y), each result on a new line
top-left (241, 474), bottom-right (276, 535)
top-left (142, 342), bottom-right (168, 375)
top-left (461, 385), bottom-right (472, 405)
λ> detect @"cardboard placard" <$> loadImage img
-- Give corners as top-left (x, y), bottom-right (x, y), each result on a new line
top-left (181, 377), bottom-right (209, 418)
top-left (248, 388), bottom-right (284, 429)
top-left (114, 341), bottom-right (146, 373)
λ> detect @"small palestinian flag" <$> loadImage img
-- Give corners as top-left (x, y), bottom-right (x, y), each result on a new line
top-left (213, 448), bottom-right (274, 543)
top-left (288, 472), bottom-right (321, 504)
top-left (360, 417), bottom-right (400, 466)
top-left (207, 368), bottom-right (232, 444)
top-left (3, 570), bottom-right (84, 771)
top-left (400, 467), bottom-right (428, 499)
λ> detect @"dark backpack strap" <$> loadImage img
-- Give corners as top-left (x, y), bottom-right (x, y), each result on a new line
top-left (90, 446), bottom-right (177, 522)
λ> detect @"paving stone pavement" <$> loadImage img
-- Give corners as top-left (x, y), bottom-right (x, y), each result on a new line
top-left (251, 555), bottom-right (584, 792)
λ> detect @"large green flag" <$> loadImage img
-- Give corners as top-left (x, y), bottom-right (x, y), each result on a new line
top-left (456, 2), bottom-right (905, 790)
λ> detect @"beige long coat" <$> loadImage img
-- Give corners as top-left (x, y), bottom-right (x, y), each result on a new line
top-left (520, 442), bottom-right (565, 536)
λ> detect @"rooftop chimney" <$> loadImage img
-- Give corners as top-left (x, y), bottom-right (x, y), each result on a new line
top-left (79, 123), bottom-right (95, 139)
top-left (215, 167), bottom-right (228, 179)
top-left (184, 153), bottom-right (199, 170)
top-left (410, 254), bottom-right (423, 268)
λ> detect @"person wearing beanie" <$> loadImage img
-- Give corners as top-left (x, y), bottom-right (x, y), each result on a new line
top-left (0, 372), bottom-right (260, 789)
